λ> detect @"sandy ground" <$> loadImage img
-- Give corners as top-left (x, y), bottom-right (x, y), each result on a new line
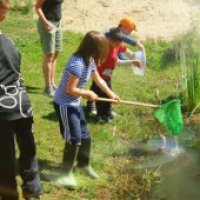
top-left (62, 0), bottom-right (200, 41)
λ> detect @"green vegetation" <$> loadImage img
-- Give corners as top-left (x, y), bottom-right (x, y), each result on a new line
top-left (145, 39), bottom-right (178, 69)
top-left (12, 0), bottom-right (33, 14)
top-left (1, 10), bottom-right (181, 200)
top-left (179, 25), bottom-right (200, 114)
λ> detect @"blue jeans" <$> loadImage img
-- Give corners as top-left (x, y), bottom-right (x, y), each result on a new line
top-left (118, 52), bottom-right (128, 60)
top-left (0, 117), bottom-right (41, 200)
top-left (53, 103), bottom-right (90, 145)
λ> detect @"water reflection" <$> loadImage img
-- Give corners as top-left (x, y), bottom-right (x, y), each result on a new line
top-left (131, 126), bottom-right (200, 200)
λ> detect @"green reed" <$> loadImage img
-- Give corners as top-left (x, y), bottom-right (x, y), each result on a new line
top-left (179, 25), bottom-right (200, 114)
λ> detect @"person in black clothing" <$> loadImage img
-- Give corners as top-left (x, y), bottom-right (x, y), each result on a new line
top-left (35, 0), bottom-right (63, 97)
top-left (0, 0), bottom-right (42, 199)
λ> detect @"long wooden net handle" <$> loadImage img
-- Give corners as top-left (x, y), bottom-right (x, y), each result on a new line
top-left (97, 97), bottom-right (161, 108)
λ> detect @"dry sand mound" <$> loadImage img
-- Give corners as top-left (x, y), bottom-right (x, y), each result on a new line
top-left (62, 0), bottom-right (199, 41)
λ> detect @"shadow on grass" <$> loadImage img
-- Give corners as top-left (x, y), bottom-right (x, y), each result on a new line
top-left (128, 146), bottom-right (161, 158)
top-left (42, 111), bottom-right (58, 122)
top-left (83, 105), bottom-right (116, 125)
top-left (42, 105), bottom-right (98, 123)
top-left (110, 138), bottom-right (162, 159)
top-left (15, 158), bottom-right (64, 183)
top-left (41, 104), bottom-right (114, 125)
top-left (38, 159), bottom-right (65, 183)
top-left (25, 85), bottom-right (43, 94)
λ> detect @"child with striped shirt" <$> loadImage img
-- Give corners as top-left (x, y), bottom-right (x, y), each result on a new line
top-left (53, 31), bottom-right (120, 188)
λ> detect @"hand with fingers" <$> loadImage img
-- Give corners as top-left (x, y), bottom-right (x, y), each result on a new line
top-left (44, 22), bottom-right (53, 32)
top-left (111, 93), bottom-right (120, 104)
top-left (132, 60), bottom-right (142, 68)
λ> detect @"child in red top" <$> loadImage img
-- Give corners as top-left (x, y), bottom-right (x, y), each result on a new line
top-left (97, 45), bottom-right (127, 81)
top-left (88, 28), bottom-right (141, 122)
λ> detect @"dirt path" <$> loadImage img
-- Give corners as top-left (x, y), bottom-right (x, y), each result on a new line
top-left (62, 0), bottom-right (199, 40)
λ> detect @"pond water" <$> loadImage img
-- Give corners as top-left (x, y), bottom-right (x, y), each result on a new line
top-left (131, 126), bottom-right (200, 200)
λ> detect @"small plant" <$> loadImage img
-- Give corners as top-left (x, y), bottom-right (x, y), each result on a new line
top-left (141, 167), bottom-right (162, 192)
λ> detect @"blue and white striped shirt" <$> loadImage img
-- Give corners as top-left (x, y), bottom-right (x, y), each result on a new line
top-left (54, 55), bottom-right (96, 106)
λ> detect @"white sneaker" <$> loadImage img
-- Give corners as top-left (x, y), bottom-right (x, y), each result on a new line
top-left (52, 84), bottom-right (58, 92)
top-left (44, 86), bottom-right (54, 97)
top-left (108, 111), bottom-right (117, 119)
top-left (89, 108), bottom-right (97, 116)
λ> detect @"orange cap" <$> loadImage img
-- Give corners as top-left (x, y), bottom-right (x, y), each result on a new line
top-left (119, 17), bottom-right (137, 31)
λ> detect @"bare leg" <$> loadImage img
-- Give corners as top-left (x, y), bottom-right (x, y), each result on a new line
top-left (42, 53), bottom-right (54, 88)
top-left (51, 52), bottom-right (59, 87)
top-left (170, 136), bottom-right (181, 157)
top-left (173, 136), bottom-right (179, 148)
top-left (159, 133), bottom-right (167, 149)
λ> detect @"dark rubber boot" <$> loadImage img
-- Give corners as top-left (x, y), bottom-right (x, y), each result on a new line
top-left (77, 139), bottom-right (99, 179)
top-left (56, 143), bottom-right (79, 188)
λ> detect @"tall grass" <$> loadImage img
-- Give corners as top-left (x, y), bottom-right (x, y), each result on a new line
top-left (179, 23), bottom-right (200, 113)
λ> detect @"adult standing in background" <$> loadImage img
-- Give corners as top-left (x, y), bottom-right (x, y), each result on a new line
top-left (35, 0), bottom-right (63, 97)
top-left (0, 0), bottom-right (41, 199)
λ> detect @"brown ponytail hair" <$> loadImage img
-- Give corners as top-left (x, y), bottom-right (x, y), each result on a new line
top-left (74, 31), bottom-right (109, 66)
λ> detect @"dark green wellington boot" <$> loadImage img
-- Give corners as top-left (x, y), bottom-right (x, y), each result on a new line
top-left (56, 143), bottom-right (79, 188)
top-left (77, 139), bottom-right (99, 179)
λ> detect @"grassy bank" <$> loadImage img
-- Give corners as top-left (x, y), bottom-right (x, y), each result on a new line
top-left (1, 10), bottom-right (180, 200)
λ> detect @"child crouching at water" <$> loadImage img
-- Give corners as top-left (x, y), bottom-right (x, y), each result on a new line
top-left (53, 31), bottom-right (120, 188)
top-left (87, 28), bottom-right (142, 122)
